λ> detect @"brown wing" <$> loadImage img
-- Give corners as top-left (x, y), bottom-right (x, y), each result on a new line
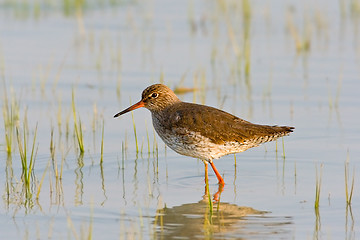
top-left (163, 102), bottom-right (294, 145)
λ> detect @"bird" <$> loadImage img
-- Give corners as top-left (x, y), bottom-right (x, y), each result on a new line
top-left (114, 84), bottom-right (294, 185)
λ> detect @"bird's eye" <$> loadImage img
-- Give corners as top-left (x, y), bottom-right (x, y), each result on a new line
top-left (150, 92), bottom-right (158, 98)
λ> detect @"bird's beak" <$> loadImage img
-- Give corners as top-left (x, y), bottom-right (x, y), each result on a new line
top-left (114, 100), bottom-right (145, 118)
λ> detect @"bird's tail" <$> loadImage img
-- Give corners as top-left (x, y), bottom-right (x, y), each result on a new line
top-left (252, 125), bottom-right (294, 145)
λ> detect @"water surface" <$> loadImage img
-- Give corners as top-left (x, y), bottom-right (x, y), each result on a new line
top-left (0, 0), bottom-right (359, 239)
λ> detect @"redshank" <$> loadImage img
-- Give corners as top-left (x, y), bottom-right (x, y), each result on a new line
top-left (114, 84), bottom-right (294, 185)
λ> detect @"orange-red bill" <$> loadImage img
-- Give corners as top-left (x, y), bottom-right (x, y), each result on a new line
top-left (114, 100), bottom-right (145, 118)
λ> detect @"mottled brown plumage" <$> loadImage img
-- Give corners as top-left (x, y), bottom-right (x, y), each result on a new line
top-left (114, 84), bottom-right (294, 185)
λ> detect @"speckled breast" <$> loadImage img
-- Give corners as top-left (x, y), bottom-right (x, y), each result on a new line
top-left (151, 113), bottom-right (250, 161)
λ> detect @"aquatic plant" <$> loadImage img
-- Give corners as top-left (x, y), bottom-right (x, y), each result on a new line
top-left (2, 86), bottom-right (20, 154)
top-left (100, 119), bottom-right (104, 164)
top-left (344, 158), bottom-right (355, 206)
top-left (131, 111), bottom-right (139, 155)
top-left (145, 120), bottom-right (151, 155)
top-left (205, 172), bottom-right (213, 220)
top-left (72, 89), bottom-right (85, 154)
top-left (16, 123), bottom-right (38, 202)
top-left (314, 164), bottom-right (323, 209)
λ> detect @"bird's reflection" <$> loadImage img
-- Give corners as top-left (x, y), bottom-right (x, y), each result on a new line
top-left (154, 189), bottom-right (293, 239)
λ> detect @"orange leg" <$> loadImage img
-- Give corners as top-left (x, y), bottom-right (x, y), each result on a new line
top-left (209, 161), bottom-right (225, 185)
top-left (204, 162), bottom-right (209, 195)
top-left (213, 183), bottom-right (224, 202)
top-left (204, 162), bottom-right (209, 184)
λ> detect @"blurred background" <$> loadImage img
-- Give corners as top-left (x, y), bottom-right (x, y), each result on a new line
top-left (0, 0), bottom-right (359, 239)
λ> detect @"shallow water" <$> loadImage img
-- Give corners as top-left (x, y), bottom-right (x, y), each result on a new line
top-left (0, 0), bottom-right (359, 239)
